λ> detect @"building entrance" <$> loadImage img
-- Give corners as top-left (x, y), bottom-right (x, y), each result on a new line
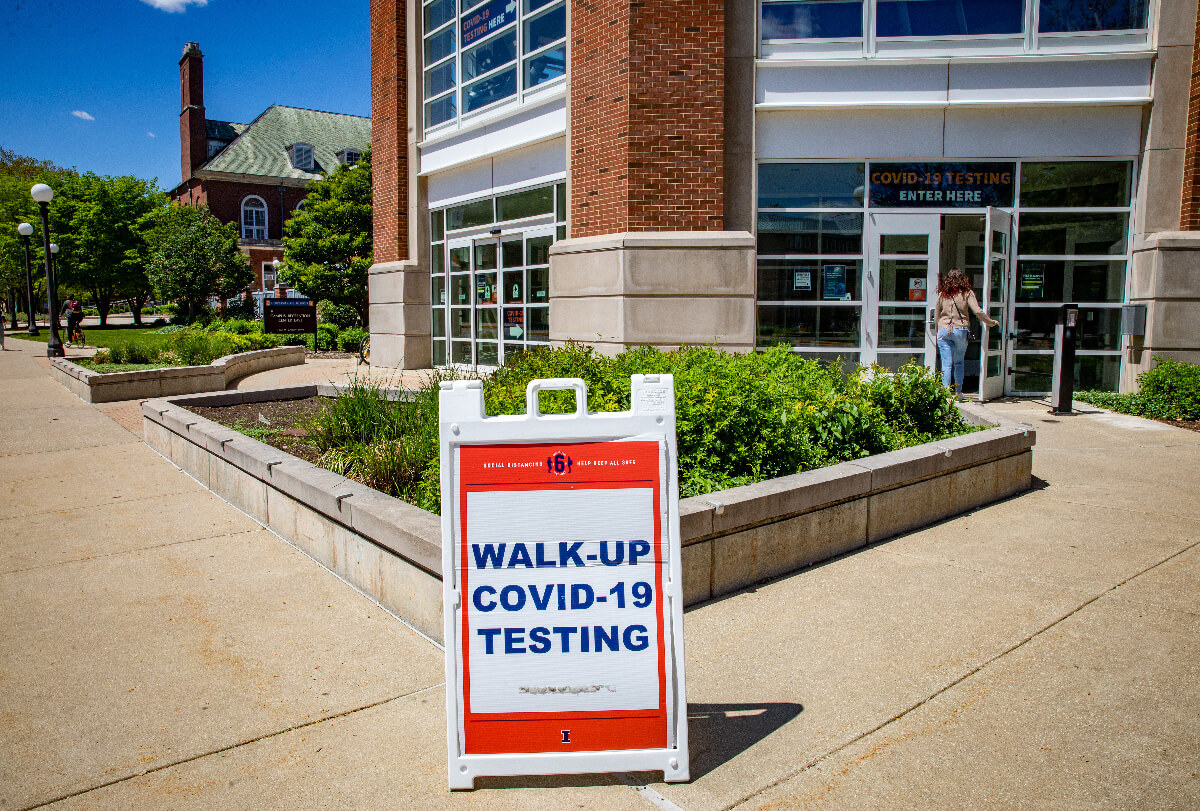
top-left (864, 209), bottom-right (1013, 399)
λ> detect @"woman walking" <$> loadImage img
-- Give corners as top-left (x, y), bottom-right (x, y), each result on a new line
top-left (934, 269), bottom-right (998, 399)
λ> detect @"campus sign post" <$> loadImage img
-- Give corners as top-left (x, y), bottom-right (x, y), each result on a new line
top-left (439, 376), bottom-right (689, 790)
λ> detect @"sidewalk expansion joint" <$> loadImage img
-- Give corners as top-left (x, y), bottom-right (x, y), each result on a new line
top-left (724, 536), bottom-right (1200, 811)
top-left (617, 773), bottom-right (689, 810)
top-left (24, 682), bottom-right (447, 810)
top-left (0, 487), bottom-right (197, 524)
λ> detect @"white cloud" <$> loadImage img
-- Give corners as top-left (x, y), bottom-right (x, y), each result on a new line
top-left (71, 110), bottom-right (95, 121)
top-left (139, 0), bottom-right (208, 12)
top-left (147, 132), bottom-right (157, 138)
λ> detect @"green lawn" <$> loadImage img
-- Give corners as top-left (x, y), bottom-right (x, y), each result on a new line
top-left (75, 361), bottom-right (176, 372)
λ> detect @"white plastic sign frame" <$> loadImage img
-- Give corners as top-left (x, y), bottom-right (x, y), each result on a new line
top-left (439, 375), bottom-right (689, 790)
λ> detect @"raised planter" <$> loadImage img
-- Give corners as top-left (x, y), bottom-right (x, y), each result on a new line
top-left (141, 386), bottom-right (1034, 643)
top-left (50, 345), bottom-right (306, 403)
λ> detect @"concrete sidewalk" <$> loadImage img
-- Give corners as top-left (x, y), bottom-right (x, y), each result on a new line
top-left (2, 337), bottom-right (1198, 809)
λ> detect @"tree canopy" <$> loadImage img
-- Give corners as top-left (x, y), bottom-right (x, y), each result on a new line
top-left (144, 203), bottom-right (254, 323)
top-left (279, 146), bottom-right (372, 323)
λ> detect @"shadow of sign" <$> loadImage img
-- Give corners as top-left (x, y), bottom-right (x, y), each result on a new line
top-left (687, 702), bottom-right (804, 779)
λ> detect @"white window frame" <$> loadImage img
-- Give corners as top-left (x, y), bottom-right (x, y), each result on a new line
top-left (289, 143), bottom-right (314, 170)
top-left (262, 261), bottom-right (277, 291)
top-left (241, 195), bottom-right (268, 241)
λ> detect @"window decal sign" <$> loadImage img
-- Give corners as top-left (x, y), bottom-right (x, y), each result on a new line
top-left (870, 162), bottom-right (1015, 208)
top-left (440, 377), bottom-right (689, 790)
top-left (462, 0), bottom-right (518, 47)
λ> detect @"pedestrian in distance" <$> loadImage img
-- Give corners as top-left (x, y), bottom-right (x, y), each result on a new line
top-left (62, 294), bottom-right (85, 348)
top-left (933, 268), bottom-right (998, 400)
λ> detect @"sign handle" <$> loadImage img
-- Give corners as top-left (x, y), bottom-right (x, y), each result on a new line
top-left (525, 378), bottom-right (588, 417)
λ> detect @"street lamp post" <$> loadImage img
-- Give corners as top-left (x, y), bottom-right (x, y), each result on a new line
top-left (31, 184), bottom-right (63, 357)
top-left (272, 258), bottom-right (282, 297)
top-left (17, 223), bottom-right (38, 336)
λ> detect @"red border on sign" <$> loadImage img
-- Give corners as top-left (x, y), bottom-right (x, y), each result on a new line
top-left (457, 441), bottom-right (668, 755)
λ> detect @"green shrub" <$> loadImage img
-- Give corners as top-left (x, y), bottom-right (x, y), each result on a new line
top-left (1078, 356), bottom-right (1200, 421)
top-left (91, 348), bottom-right (113, 364)
top-left (317, 300), bottom-right (361, 329)
top-left (204, 318), bottom-right (261, 335)
top-left (337, 326), bottom-right (368, 353)
top-left (316, 322), bottom-right (340, 351)
top-left (296, 344), bottom-right (972, 514)
top-left (223, 296), bottom-right (258, 320)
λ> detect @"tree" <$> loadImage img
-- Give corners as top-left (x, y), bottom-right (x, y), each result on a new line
top-left (0, 147), bottom-right (63, 328)
top-left (51, 172), bottom-right (162, 325)
top-left (279, 146), bottom-right (372, 324)
top-left (144, 203), bottom-right (254, 323)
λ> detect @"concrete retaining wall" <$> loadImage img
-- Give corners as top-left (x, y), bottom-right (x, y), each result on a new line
top-left (51, 345), bottom-right (306, 403)
top-left (142, 388), bottom-right (1034, 643)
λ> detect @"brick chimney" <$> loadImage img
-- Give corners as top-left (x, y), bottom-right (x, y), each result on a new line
top-left (179, 42), bottom-right (207, 183)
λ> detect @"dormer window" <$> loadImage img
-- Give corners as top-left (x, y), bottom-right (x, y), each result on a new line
top-left (287, 143), bottom-right (314, 170)
top-left (336, 148), bottom-right (361, 165)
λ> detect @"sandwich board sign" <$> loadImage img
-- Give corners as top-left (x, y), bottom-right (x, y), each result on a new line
top-left (439, 375), bottom-right (689, 790)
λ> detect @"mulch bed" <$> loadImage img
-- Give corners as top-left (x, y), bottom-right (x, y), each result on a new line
top-left (306, 350), bottom-right (358, 360)
top-left (1161, 419), bottom-right (1200, 433)
top-left (186, 397), bottom-right (328, 464)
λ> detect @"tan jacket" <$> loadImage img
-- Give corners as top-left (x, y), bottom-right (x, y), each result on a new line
top-left (934, 290), bottom-right (998, 330)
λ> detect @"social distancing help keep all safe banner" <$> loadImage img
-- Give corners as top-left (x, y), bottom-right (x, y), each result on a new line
top-left (439, 376), bottom-right (689, 790)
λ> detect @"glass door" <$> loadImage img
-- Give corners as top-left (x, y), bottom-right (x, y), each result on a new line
top-left (981, 207), bottom-right (1012, 400)
top-left (866, 213), bottom-right (941, 371)
top-left (445, 236), bottom-right (478, 366)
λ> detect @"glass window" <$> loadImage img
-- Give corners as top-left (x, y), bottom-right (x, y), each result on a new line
top-left (504, 270), bottom-right (525, 303)
top-left (432, 307), bottom-right (447, 338)
top-left (1019, 162), bottom-right (1133, 208)
top-left (431, 211), bottom-right (445, 242)
top-left (449, 245), bottom-right (471, 272)
top-left (432, 276), bottom-right (447, 305)
top-left (474, 242), bottom-right (497, 270)
top-left (528, 307), bottom-right (550, 341)
top-left (502, 239), bottom-right (523, 268)
top-left (879, 260), bottom-right (929, 301)
top-left (426, 94), bottom-right (457, 127)
top-left (433, 340), bottom-right (447, 366)
top-left (241, 197), bottom-right (267, 240)
top-left (528, 267), bottom-right (549, 302)
top-left (450, 274), bottom-right (472, 304)
top-left (464, 30), bottom-right (517, 82)
top-left (880, 234), bottom-right (928, 255)
top-left (1018, 213), bottom-right (1129, 256)
top-left (477, 342), bottom-right (499, 366)
top-left (876, 0), bottom-right (1023, 37)
top-left (504, 307), bottom-right (525, 340)
top-left (451, 308), bottom-right (472, 338)
top-left (465, 69), bottom-right (517, 112)
top-left (425, 61), bottom-right (456, 99)
top-left (758, 163), bottom-right (865, 208)
top-left (1013, 306), bottom-right (1123, 350)
top-left (757, 305), bottom-right (862, 347)
top-left (446, 199), bottom-right (494, 230)
top-left (1038, 0), bottom-right (1149, 32)
top-left (425, 26), bottom-right (456, 63)
top-left (476, 308), bottom-right (498, 339)
top-left (555, 183), bottom-right (566, 220)
top-left (527, 235), bottom-right (552, 265)
top-left (497, 186), bottom-right (553, 221)
top-left (762, 1), bottom-right (864, 40)
top-left (526, 47), bottom-right (567, 89)
top-left (878, 307), bottom-right (927, 348)
top-left (452, 340), bottom-right (474, 364)
top-left (875, 352), bottom-right (924, 371)
top-left (424, 0), bottom-right (456, 32)
top-left (433, 248), bottom-right (444, 281)
top-left (526, 0), bottom-right (556, 10)
top-left (757, 213), bottom-right (863, 255)
top-left (757, 259), bottom-right (863, 302)
top-left (1016, 260), bottom-right (1126, 303)
top-left (476, 271), bottom-right (498, 304)
top-left (525, 4), bottom-right (565, 50)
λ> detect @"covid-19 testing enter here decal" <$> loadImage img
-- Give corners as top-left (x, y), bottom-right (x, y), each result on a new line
top-left (439, 376), bottom-right (688, 789)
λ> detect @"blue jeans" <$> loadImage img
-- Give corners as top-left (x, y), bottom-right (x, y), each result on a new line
top-left (936, 327), bottom-right (970, 392)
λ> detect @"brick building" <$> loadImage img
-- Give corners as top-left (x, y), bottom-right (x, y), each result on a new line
top-left (169, 42), bottom-right (371, 294)
top-left (368, 0), bottom-right (1200, 395)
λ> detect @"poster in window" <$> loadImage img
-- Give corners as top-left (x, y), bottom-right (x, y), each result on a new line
top-left (823, 265), bottom-right (849, 301)
top-left (908, 278), bottom-right (927, 301)
top-left (793, 270), bottom-right (812, 292)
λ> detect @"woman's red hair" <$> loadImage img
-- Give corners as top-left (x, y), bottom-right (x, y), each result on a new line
top-left (938, 269), bottom-right (972, 297)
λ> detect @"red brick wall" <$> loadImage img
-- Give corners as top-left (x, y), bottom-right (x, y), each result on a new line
top-left (170, 179), bottom-right (307, 241)
top-left (370, 0), bottom-right (409, 263)
top-left (1181, 4), bottom-right (1200, 230)
top-left (570, 0), bottom-right (725, 237)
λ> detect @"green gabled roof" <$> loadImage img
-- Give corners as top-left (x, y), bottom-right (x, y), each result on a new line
top-left (205, 119), bottom-right (246, 141)
top-left (199, 105), bottom-right (370, 181)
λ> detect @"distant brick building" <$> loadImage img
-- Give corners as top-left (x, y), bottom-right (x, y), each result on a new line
top-left (368, 0), bottom-right (1200, 397)
top-left (168, 42), bottom-right (371, 293)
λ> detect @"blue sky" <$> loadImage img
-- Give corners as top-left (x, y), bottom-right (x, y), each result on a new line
top-left (0, 0), bottom-right (371, 191)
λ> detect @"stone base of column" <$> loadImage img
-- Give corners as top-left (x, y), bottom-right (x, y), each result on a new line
top-left (548, 232), bottom-right (756, 355)
top-left (1126, 231), bottom-right (1200, 390)
top-left (368, 260), bottom-right (431, 370)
